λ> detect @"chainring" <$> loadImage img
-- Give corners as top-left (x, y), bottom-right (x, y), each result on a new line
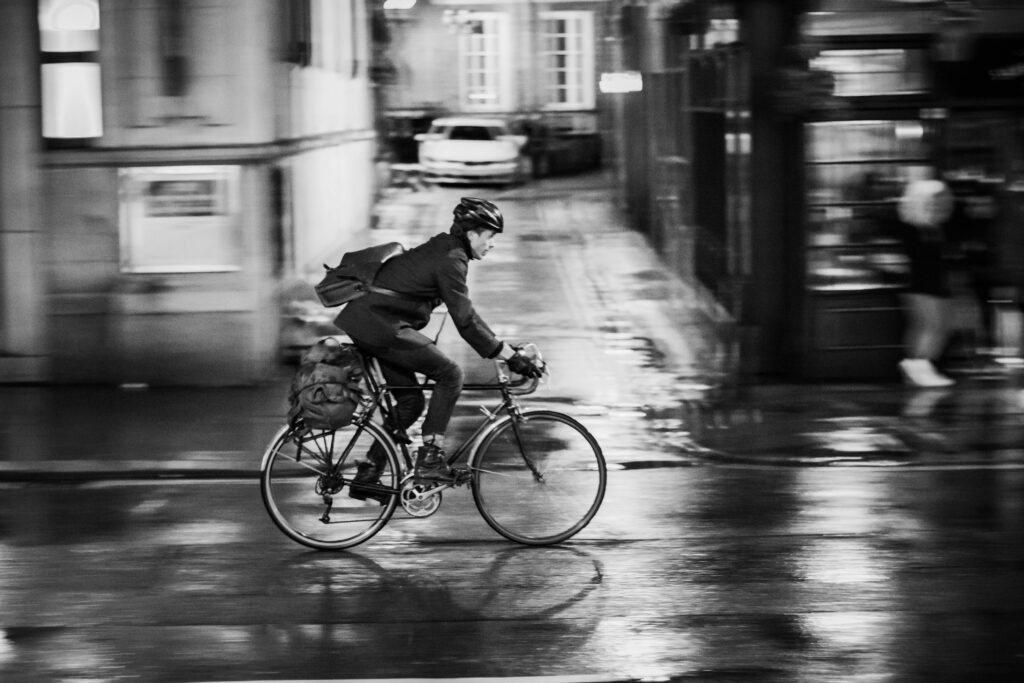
top-left (400, 481), bottom-right (443, 517)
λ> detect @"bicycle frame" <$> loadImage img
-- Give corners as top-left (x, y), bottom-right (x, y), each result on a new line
top-left (350, 352), bottom-right (536, 476)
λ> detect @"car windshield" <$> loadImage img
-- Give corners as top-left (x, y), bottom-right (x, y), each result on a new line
top-left (449, 125), bottom-right (498, 141)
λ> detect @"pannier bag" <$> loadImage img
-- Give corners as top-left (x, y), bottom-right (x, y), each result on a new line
top-left (315, 242), bottom-right (406, 307)
top-left (288, 338), bottom-right (365, 433)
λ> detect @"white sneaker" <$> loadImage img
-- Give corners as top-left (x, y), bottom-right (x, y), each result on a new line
top-left (900, 358), bottom-right (954, 388)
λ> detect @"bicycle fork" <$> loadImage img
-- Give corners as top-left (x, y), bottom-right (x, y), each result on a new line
top-left (498, 412), bottom-right (545, 483)
top-left (511, 417), bottom-right (545, 482)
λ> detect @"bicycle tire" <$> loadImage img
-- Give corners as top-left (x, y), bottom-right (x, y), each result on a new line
top-left (260, 421), bottom-right (400, 550)
top-left (470, 410), bottom-right (606, 545)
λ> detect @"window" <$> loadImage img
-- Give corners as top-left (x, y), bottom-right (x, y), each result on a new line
top-left (459, 13), bottom-right (511, 111)
top-left (158, 0), bottom-right (188, 97)
top-left (285, 0), bottom-right (365, 77)
top-left (38, 0), bottom-right (102, 139)
top-left (809, 49), bottom-right (929, 97)
top-left (805, 121), bottom-right (930, 292)
top-left (314, 0), bottom-right (365, 77)
top-left (119, 167), bottom-right (243, 273)
top-left (449, 125), bottom-right (496, 141)
top-left (539, 11), bottom-right (595, 110)
top-left (285, 0), bottom-right (312, 65)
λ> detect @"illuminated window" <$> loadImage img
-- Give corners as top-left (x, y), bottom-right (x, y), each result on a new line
top-left (809, 49), bottom-right (929, 97)
top-left (458, 13), bottom-right (510, 111)
top-left (540, 12), bottom-right (595, 110)
top-left (38, 0), bottom-right (102, 139)
top-left (39, 0), bottom-right (99, 51)
top-left (41, 63), bottom-right (102, 139)
top-left (119, 167), bottom-right (243, 273)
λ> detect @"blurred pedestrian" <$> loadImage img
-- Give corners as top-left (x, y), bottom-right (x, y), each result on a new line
top-left (942, 178), bottom-right (998, 362)
top-left (895, 178), bottom-right (957, 387)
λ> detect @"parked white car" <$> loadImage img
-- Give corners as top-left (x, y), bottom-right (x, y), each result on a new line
top-left (415, 117), bottom-right (527, 185)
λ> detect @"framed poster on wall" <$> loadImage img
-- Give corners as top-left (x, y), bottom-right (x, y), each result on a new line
top-left (119, 166), bottom-right (242, 273)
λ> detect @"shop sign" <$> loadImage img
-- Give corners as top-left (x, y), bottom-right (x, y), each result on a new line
top-left (119, 166), bottom-right (242, 273)
top-left (599, 71), bottom-right (643, 93)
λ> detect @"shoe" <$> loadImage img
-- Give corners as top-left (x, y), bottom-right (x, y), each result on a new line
top-left (414, 444), bottom-right (452, 481)
top-left (900, 358), bottom-right (955, 388)
top-left (348, 461), bottom-right (390, 505)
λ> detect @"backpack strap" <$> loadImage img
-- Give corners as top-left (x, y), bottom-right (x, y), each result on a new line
top-left (366, 284), bottom-right (431, 303)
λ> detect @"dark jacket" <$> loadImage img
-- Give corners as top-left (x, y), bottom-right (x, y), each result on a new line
top-left (896, 218), bottom-right (950, 297)
top-left (334, 233), bottom-right (502, 358)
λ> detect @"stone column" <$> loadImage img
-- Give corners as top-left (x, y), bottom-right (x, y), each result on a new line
top-left (740, 0), bottom-right (806, 375)
top-left (0, 0), bottom-right (47, 381)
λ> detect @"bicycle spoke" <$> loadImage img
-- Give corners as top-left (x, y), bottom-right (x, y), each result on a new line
top-left (260, 423), bottom-right (400, 550)
top-left (471, 411), bottom-right (606, 545)
top-left (280, 453), bottom-right (334, 477)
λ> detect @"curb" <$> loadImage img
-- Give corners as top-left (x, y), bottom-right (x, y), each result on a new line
top-left (0, 454), bottom-right (258, 483)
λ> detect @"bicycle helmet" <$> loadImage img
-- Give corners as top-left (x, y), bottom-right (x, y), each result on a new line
top-left (453, 197), bottom-right (504, 233)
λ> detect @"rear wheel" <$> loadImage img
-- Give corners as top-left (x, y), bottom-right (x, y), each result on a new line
top-left (471, 410), bottom-right (606, 545)
top-left (260, 421), bottom-right (400, 550)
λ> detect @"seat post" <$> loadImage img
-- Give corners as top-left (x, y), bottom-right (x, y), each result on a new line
top-left (360, 355), bottom-right (387, 397)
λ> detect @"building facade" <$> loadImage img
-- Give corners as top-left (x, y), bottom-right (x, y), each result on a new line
top-left (379, 0), bottom-right (613, 172)
top-left (0, 0), bottom-right (379, 385)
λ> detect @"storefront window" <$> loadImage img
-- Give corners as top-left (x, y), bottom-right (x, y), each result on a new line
top-left (802, 3), bottom-right (938, 37)
top-left (810, 49), bottom-right (928, 96)
top-left (806, 120), bottom-right (931, 291)
top-left (119, 166), bottom-right (243, 273)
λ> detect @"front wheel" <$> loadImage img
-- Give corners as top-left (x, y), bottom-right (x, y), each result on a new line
top-left (260, 421), bottom-right (400, 550)
top-left (471, 410), bottom-right (606, 545)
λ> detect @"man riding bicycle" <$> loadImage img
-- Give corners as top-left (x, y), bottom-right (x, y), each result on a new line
top-left (334, 197), bottom-right (542, 501)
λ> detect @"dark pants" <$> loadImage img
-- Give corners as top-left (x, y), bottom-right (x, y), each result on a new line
top-left (354, 339), bottom-right (464, 466)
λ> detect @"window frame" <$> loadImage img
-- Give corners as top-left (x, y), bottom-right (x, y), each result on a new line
top-left (538, 10), bottom-right (595, 111)
top-left (457, 11), bottom-right (512, 113)
top-left (39, 0), bottom-right (103, 141)
top-left (118, 166), bottom-right (244, 274)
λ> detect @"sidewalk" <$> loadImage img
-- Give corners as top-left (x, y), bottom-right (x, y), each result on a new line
top-left (0, 381), bottom-right (290, 481)
top-left (684, 375), bottom-right (1024, 468)
top-left (3, 171), bottom-right (1024, 481)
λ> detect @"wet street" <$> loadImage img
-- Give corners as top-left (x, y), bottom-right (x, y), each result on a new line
top-left (2, 174), bottom-right (1024, 681)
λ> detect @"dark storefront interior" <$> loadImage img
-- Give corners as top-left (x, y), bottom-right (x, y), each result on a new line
top-left (617, 0), bottom-right (1024, 380)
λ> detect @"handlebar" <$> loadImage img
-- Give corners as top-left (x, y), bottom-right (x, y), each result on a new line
top-left (493, 358), bottom-right (545, 395)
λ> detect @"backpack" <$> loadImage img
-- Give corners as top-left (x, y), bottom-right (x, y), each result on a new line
top-left (287, 338), bottom-right (365, 433)
top-left (314, 242), bottom-right (406, 307)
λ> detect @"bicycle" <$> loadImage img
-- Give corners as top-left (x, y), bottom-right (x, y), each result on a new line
top-left (260, 339), bottom-right (607, 550)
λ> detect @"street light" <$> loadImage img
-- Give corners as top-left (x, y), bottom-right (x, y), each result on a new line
top-left (599, 71), bottom-right (643, 94)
